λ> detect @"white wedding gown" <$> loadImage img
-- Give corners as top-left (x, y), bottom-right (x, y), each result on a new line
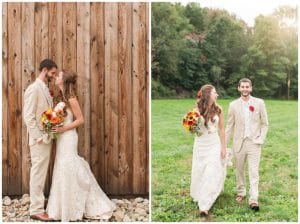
top-left (190, 115), bottom-right (226, 211)
top-left (47, 108), bottom-right (116, 221)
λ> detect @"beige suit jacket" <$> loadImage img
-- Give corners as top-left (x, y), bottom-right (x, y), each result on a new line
top-left (23, 79), bottom-right (53, 146)
top-left (225, 96), bottom-right (268, 152)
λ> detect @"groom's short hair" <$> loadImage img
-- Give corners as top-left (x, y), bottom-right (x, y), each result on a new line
top-left (39, 59), bottom-right (57, 72)
top-left (238, 78), bottom-right (252, 87)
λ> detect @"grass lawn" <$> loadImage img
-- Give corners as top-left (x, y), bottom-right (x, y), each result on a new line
top-left (151, 99), bottom-right (298, 222)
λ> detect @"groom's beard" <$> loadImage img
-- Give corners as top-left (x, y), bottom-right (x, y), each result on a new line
top-left (45, 72), bottom-right (52, 83)
top-left (241, 92), bottom-right (250, 97)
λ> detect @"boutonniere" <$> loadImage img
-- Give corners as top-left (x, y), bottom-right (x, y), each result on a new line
top-left (249, 105), bottom-right (255, 112)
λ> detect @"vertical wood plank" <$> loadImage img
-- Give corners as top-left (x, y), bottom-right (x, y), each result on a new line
top-left (34, 3), bottom-right (49, 76)
top-left (104, 3), bottom-right (119, 194)
top-left (132, 2), bottom-right (147, 194)
top-left (2, 2), bottom-right (8, 195)
top-left (62, 3), bottom-right (77, 71)
top-left (21, 2), bottom-right (35, 194)
top-left (77, 2), bottom-right (91, 162)
top-left (7, 3), bottom-right (22, 195)
top-left (145, 2), bottom-right (149, 194)
top-left (49, 2), bottom-right (63, 69)
top-left (3, 2), bottom-right (149, 197)
top-left (118, 3), bottom-right (133, 195)
top-left (90, 2), bottom-right (106, 188)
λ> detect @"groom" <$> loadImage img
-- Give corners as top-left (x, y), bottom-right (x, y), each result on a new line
top-left (225, 78), bottom-right (268, 211)
top-left (23, 59), bottom-right (57, 221)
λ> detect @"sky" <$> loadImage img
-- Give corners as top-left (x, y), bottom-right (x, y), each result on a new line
top-left (176, 0), bottom-right (298, 26)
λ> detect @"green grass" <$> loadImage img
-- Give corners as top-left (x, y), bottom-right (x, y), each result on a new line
top-left (151, 99), bottom-right (298, 222)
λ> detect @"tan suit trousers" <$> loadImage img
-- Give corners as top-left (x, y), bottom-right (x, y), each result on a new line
top-left (234, 138), bottom-right (261, 204)
top-left (29, 142), bottom-right (51, 215)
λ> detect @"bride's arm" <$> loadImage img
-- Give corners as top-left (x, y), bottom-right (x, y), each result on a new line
top-left (218, 112), bottom-right (226, 159)
top-left (53, 97), bottom-right (84, 133)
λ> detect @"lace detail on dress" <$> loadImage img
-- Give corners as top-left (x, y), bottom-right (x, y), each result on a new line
top-left (197, 115), bottom-right (219, 135)
top-left (46, 108), bottom-right (116, 221)
top-left (190, 115), bottom-right (226, 211)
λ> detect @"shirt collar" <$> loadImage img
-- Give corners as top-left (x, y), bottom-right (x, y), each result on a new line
top-left (36, 77), bottom-right (48, 89)
top-left (240, 95), bottom-right (253, 104)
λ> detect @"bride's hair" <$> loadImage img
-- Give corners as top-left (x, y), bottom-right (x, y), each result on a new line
top-left (53, 70), bottom-right (78, 113)
top-left (196, 84), bottom-right (222, 128)
top-left (61, 69), bottom-right (78, 101)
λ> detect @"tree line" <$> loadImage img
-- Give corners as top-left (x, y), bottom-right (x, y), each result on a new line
top-left (152, 3), bottom-right (298, 99)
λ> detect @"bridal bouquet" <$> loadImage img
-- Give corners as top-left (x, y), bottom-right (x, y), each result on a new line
top-left (41, 102), bottom-right (66, 139)
top-left (182, 109), bottom-right (203, 136)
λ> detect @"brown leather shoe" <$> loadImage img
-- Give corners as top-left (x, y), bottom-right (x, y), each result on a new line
top-left (30, 212), bottom-right (53, 221)
top-left (249, 203), bottom-right (260, 211)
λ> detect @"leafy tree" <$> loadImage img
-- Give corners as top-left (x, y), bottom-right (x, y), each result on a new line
top-left (151, 3), bottom-right (298, 99)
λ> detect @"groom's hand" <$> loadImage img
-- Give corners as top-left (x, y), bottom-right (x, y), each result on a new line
top-left (37, 138), bottom-right (43, 144)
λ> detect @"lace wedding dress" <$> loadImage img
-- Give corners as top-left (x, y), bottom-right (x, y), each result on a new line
top-left (190, 115), bottom-right (226, 211)
top-left (47, 108), bottom-right (116, 221)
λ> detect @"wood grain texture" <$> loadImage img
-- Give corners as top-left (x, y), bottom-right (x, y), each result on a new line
top-left (118, 3), bottom-right (133, 195)
top-left (77, 2), bottom-right (91, 162)
top-left (132, 2), bottom-right (147, 194)
top-left (34, 3), bottom-right (49, 76)
top-left (3, 2), bottom-right (149, 196)
top-left (90, 2), bottom-right (106, 188)
top-left (104, 3), bottom-right (119, 194)
top-left (49, 2), bottom-right (63, 70)
top-left (62, 3), bottom-right (76, 71)
top-left (2, 2), bottom-right (8, 195)
top-left (145, 3), bottom-right (150, 195)
top-left (7, 3), bottom-right (22, 195)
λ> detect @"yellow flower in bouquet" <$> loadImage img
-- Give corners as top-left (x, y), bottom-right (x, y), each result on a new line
top-left (41, 102), bottom-right (65, 139)
top-left (182, 109), bottom-right (203, 136)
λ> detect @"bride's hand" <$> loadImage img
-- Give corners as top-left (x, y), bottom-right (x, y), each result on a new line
top-left (52, 126), bottom-right (67, 133)
top-left (221, 148), bottom-right (226, 160)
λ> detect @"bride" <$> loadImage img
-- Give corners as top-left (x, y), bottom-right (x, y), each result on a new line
top-left (46, 70), bottom-right (116, 221)
top-left (190, 84), bottom-right (226, 217)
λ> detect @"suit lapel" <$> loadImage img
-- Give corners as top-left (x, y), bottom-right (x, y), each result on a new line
top-left (248, 97), bottom-right (255, 121)
top-left (238, 99), bottom-right (245, 124)
top-left (35, 79), bottom-right (53, 108)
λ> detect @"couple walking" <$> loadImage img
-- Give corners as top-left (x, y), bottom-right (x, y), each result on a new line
top-left (23, 59), bottom-right (116, 221)
top-left (190, 78), bottom-right (269, 217)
